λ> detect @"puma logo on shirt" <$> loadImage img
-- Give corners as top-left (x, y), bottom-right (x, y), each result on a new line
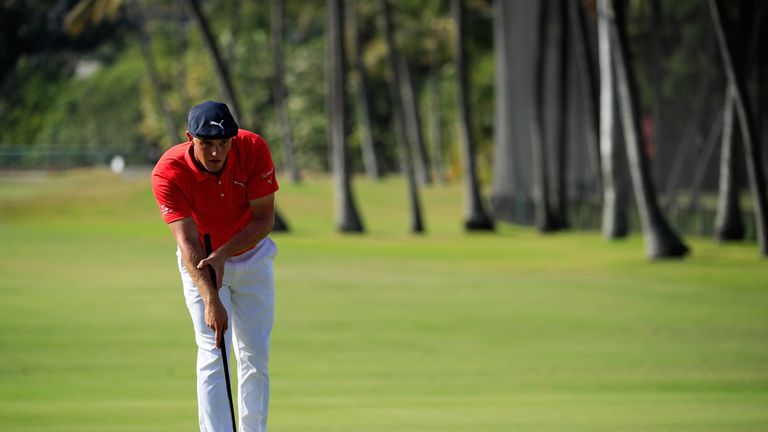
top-left (260, 167), bottom-right (274, 184)
top-left (160, 204), bottom-right (174, 215)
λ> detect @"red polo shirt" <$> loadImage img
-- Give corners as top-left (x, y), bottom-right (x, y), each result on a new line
top-left (151, 129), bottom-right (279, 252)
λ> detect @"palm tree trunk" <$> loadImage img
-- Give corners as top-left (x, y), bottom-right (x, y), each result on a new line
top-left (273, 211), bottom-right (289, 231)
top-left (451, 0), bottom-right (494, 231)
top-left (271, 0), bottom-right (301, 183)
top-left (552, 0), bottom-right (570, 229)
top-left (491, 0), bottom-right (516, 221)
top-left (532, 0), bottom-right (558, 232)
top-left (398, 57), bottom-right (432, 185)
top-left (378, 0), bottom-right (424, 233)
top-left (184, 0), bottom-right (242, 123)
top-left (427, 63), bottom-right (447, 185)
top-left (328, 0), bottom-right (364, 232)
top-left (597, 0), bottom-right (629, 239)
top-left (606, 0), bottom-right (689, 258)
top-left (663, 67), bottom-right (713, 215)
top-left (709, 0), bottom-right (768, 254)
top-left (569, 0), bottom-right (601, 194)
top-left (491, 1), bottom-right (537, 223)
top-left (758, 19), bottom-right (768, 185)
top-left (756, 6), bottom-right (767, 176)
top-left (348, 0), bottom-right (381, 180)
top-left (686, 107), bottom-right (724, 213)
top-left (649, 0), bottom-right (664, 185)
top-left (714, 88), bottom-right (745, 241)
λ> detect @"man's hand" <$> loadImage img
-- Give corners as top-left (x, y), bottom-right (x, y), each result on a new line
top-left (198, 252), bottom-right (228, 349)
top-left (197, 252), bottom-right (226, 291)
top-left (205, 298), bottom-right (229, 349)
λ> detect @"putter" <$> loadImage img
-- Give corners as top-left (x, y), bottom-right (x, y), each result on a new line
top-left (203, 234), bottom-right (237, 432)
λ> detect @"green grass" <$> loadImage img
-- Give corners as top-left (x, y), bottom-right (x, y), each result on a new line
top-left (1, 168), bottom-right (767, 431)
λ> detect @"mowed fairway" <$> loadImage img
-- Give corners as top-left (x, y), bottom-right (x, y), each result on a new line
top-left (1, 169), bottom-right (767, 431)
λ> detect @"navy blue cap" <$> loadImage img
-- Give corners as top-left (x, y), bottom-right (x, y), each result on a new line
top-left (187, 100), bottom-right (239, 139)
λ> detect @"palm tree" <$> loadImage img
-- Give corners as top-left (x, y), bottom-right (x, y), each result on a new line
top-left (687, 107), bottom-right (724, 214)
top-left (663, 66), bottom-right (714, 214)
top-left (709, 0), bottom-right (768, 255)
top-left (348, 0), bottom-right (381, 180)
top-left (271, 0), bottom-right (301, 183)
top-left (531, 0), bottom-right (558, 232)
top-left (714, 88), bottom-right (746, 241)
top-left (427, 62), bottom-right (447, 185)
top-left (597, 0), bottom-right (629, 239)
top-left (399, 57), bottom-right (432, 185)
top-left (423, 2), bottom-right (451, 186)
top-left (450, 0), bottom-right (494, 231)
top-left (328, 0), bottom-right (364, 232)
top-left (184, 0), bottom-right (242, 123)
top-left (568, 0), bottom-right (601, 195)
top-left (603, 0), bottom-right (689, 258)
top-left (649, 0), bottom-right (665, 185)
top-left (378, 0), bottom-right (425, 233)
top-left (491, 0), bottom-right (537, 223)
top-left (552, 0), bottom-right (570, 229)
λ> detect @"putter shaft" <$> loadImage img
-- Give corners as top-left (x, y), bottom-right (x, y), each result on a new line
top-left (203, 234), bottom-right (237, 432)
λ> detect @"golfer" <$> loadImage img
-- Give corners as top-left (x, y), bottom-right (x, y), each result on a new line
top-left (151, 100), bottom-right (278, 431)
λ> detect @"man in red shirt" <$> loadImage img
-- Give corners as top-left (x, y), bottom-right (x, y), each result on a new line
top-left (152, 100), bottom-right (278, 431)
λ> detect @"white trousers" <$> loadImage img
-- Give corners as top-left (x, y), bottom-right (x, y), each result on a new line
top-left (178, 238), bottom-right (277, 432)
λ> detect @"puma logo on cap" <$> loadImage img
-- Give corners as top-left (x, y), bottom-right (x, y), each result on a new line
top-left (188, 100), bottom-right (238, 139)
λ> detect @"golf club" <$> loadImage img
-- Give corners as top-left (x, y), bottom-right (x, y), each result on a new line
top-left (203, 233), bottom-right (237, 432)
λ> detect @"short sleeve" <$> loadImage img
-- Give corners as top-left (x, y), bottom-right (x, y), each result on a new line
top-left (246, 135), bottom-right (279, 200)
top-left (151, 172), bottom-right (192, 224)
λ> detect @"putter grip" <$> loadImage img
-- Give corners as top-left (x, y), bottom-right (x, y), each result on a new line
top-left (204, 233), bottom-right (224, 348)
top-left (203, 234), bottom-right (217, 286)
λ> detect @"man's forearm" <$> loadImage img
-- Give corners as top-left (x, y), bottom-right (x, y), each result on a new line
top-left (215, 216), bottom-right (273, 259)
top-left (180, 242), bottom-right (220, 305)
